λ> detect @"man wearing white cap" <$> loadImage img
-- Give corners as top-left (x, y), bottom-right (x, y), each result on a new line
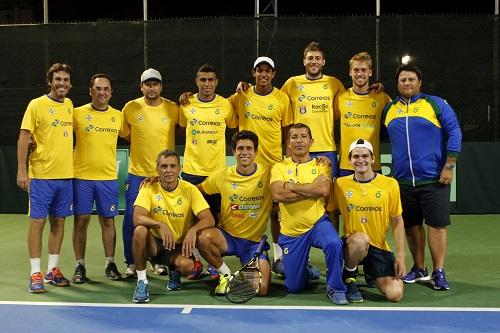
top-left (329, 138), bottom-right (406, 302)
top-left (228, 56), bottom-right (293, 276)
top-left (120, 68), bottom-right (179, 278)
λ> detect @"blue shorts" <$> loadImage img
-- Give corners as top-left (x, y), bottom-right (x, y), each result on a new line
top-left (73, 179), bottom-right (119, 217)
top-left (29, 179), bottom-right (73, 219)
top-left (310, 151), bottom-right (338, 178)
top-left (220, 229), bottom-right (270, 265)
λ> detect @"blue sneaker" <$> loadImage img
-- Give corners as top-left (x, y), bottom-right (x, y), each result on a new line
top-left (29, 272), bottom-right (46, 293)
top-left (133, 280), bottom-right (149, 303)
top-left (307, 263), bottom-right (321, 280)
top-left (44, 267), bottom-right (70, 287)
top-left (345, 278), bottom-right (364, 303)
top-left (272, 258), bottom-right (285, 278)
top-left (207, 265), bottom-right (220, 280)
top-left (72, 264), bottom-right (89, 284)
top-left (167, 270), bottom-right (182, 291)
top-left (432, 268), bottom-right (450, 290)
top-left (402, 265), bottom-right (431, 283)
top-left (327, 286), bottom-right (348, 305)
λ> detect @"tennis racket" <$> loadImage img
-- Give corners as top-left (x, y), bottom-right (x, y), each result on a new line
top-left (225, 235), bottom-right (268, 303)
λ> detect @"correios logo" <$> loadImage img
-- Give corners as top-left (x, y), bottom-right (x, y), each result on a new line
top-left (344, 112), bottom-right (352, 119)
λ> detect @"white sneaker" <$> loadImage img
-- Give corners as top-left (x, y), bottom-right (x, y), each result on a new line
top-left (151, 264), bottom-right (167, 275)
top-left (125, 264), bottom-right (137, 279)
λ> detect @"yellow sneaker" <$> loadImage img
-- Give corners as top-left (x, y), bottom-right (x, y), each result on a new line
top-left (215, 274), bottom-right (229, 295)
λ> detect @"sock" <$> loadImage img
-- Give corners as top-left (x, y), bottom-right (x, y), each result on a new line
top-left (273, 243), bottom-right (282, 262)
top-left (30, 258), bottom-right (41, 275)
top-left (105, 257), bottom-right (114, 266)
top-left (47, 254), bottom-right (59, 272)
top-left (192, 248), bottom-right (201, 261)
top-left (343, 265), bottom-right (357, 281)
top-left (137, 269), bottom-right (147, 282)
top-left (217, 262), bottom-right (231, 276)
top-left (76, 259), bottom-right (85, 267)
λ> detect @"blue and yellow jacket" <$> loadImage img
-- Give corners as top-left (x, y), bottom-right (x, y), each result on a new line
top-left (381, 93), bottom-right (462, 186)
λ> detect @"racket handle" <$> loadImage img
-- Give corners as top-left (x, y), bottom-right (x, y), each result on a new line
top-left (255, 235), bottom-right (268, 256)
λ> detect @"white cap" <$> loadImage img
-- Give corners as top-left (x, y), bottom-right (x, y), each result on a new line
top-left (141, 68), bottom-right (162, 83)
top-left (253, 56), bottom-right (275, 69)
top-left (349, 139), bottom-right (373, 154)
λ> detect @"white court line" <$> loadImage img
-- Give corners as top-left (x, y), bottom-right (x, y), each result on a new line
top-left (181, 306), bottom-right (192, 314)
top-left (0, 301), bottom-right (499, 312)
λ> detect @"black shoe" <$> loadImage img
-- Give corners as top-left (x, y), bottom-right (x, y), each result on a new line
top-left (105, 262), bottom-right (122, 281)
top-left (72, 264), bottom-right (89, 284)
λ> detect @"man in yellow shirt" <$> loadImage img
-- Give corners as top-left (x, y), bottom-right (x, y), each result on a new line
top-left (17, 63), bottom-right (74, 293)
top-left (121, 68), bottom-right (179, 278)
top-left (334, 52), bottom-right (391, 177)
top-left (132, 150), bottom-right (214, 303)
top-left (270, 123), bottom-right (347, 305)
top-left (281, 41), bottom-right (346, 178)
top-left (228, 56), bottom-right (294, 278)
top-left (331, 139), bottom-right (405, 303)
top-left (72, 74), bottom-right (124, 283)
top-left (178, 63), bottom-right (236, 279)
top-left (197, 130), bottom-right (272, 296)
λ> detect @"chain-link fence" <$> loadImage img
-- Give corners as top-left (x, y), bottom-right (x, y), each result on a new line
top-left (1, 15), bottom-right (498, 144)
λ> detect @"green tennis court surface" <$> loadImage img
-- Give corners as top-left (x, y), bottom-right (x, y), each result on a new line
top-left (1, 214), bottom-right (499, 308)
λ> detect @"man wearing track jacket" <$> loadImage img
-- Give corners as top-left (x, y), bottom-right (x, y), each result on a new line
top-left (381, 64), bottom-right (462, 291)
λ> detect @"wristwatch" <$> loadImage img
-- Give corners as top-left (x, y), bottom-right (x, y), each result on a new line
top-left (444, 163), bottom-right (455, 170)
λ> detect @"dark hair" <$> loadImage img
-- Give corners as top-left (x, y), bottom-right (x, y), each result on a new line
top-left (231, 130), bottom-right (258, 151)
top-left (348, 138), bottom-right (374, 159)
top-left (47, 63), bottom-right (72, 84)
top-left (395, 64), bottom-right (422, 82)
top-left (288, 123), bottom-right (313, 140)
top-left (197, 63), bottom-right (218, 78)
top-left (156, 150), bottom-right (180, 166)
top-left (303, 41), bottom-right (325, 59)
top-left (89, 73), bottom-right (113, 89)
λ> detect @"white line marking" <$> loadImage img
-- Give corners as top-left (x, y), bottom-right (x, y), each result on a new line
top-left (181, 306), bottom-right (192, 314)
top-left (0, 301), bottom-right (499, 312)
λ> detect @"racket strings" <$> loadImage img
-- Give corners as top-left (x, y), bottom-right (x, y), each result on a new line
top-left (226, 268), bottom-right (261, 303)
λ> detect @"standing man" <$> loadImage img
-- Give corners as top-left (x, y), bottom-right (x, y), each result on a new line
top-left (281, 41), bottom-right (346, 177)
top-left (228, 56), bottom-right (293, 278)
top-left (121, 68), bottom-right (179, 278)
top-left (17, 63), bottom-right (74, 293)
top-left (334, 51), bottom-right (391, 177)
top-left (331, 139), bottom-right (405, 302)
top-left (382, 64), bottom-right (462, 290)
top-left (71, 74), bottom-right (124, 283)
top-left (131, 150), bottom-right (214, 303)
top-left (178, 63), bottom-right (236, 278)
top-left (197, 130), bottom-right (272, 296)
top-left (270, 123), bottom-right (347, 305)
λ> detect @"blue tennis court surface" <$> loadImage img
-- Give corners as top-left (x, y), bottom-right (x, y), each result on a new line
top-left (1, 302), bottom-right (499, 332)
